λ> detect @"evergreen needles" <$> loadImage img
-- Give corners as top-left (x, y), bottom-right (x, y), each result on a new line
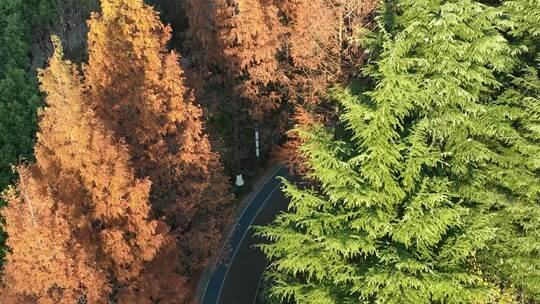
top-left (257, 1), bottom-right (540, 303)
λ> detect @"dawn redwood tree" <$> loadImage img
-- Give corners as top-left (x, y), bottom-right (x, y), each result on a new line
top-left (183, 0), bottom-right (289, 175)
top-left (183, 0), bottom-right (379, 175)
top-left (270, 0), bottom-right (347, 172)
top-left (276, 0), bottom-right (378, 101)
top-left (84, 0), bottom-right (232, 282)
top-left (1, 167), bottom-right (109, 303)
top-left (184, 0), bottom-right (284, 120)
top-left (0, 39), bottom-right (164, 303)
top-left (184, 0), bottom-right (378, 119)
top-left (272, 0), bottom-right (379, 173)
top-left (257, 1), bottom-right (527, 303)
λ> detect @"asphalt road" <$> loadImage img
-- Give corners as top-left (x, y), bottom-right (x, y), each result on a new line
top-left (201, 166), bottom-right (291, 304)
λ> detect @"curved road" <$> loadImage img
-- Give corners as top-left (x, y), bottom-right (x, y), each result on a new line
top-left (200, 165), bottom-right (291, 304)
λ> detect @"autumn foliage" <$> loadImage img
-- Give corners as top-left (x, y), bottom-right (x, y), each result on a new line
top-left (185, 0), bottom-right (283, 120)
top-left (277, 0), bottom-right (379, 172)
top-left (1, 39), bottom-right (163, 303)
top-left (183, 0), bottom-right (378, 171)
top-left (184, 0), bottom-right (377, 117)
top-left (1, 0), bottom-right (231, 302)
top-left (85, 1), bottom-right (232, 275)
top-left (279, 0), bottom-right (378, 100)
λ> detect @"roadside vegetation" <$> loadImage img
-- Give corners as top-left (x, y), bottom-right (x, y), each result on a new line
top-left (257, 1), bottom-right (540, 303)
top-left (0, 0), bottom-right (538, 303)
top-left (0, 0), bottom-right (56, 265)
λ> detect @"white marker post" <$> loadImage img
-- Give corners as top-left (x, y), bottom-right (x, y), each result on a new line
top-left (255, 127), bottom-right (260, 160)
top-left (235, 174), bottom-right (245, 187)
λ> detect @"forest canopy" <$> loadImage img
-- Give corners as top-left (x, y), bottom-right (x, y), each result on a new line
top-left (0, 0), bottom-right (539, 303)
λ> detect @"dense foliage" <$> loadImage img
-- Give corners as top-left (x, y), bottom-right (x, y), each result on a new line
top-left (183, 0), bottom-right (378, 175)
top-left (1, 0), bottom-right (232, 302)
top-left (1, 40), bottom-right (163, 302)
top-left (478, 0), bottom-right (540, 299)
top-left (85, 0), bottom-right (232, 280)
top-left (0, 0), bottom-right (538, 303)
top-left (0, 0), bottom-right (56, 189)
top-left (0, 0), bottom-right (56, 267)
top-left (258, 0), bottom-right (540, 303)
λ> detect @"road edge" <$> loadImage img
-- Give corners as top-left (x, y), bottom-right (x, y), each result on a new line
top-left (193, 164), bottom-right (285, 303)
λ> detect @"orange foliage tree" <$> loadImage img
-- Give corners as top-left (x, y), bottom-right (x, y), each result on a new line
top-left (0, 38), bottom-right (167, 303)
top-left (183, 0), bottom-right (378, 173)
top-left (274, 0), bottom-right (379, 173)
top-left (2, 0), bottom-right (233, 301)
top-left (184, 0), bottom-right (378, 112)
top-left (277, 0), bottom-right (378, 102)
top-left (279, 0), bottom-right (378, 80)
top-left (84, 0), bottom-right (231, 284)
top-left (183, 0), bottom-right (288, 176)
top-left (185, 0), bottom-right (284, 119)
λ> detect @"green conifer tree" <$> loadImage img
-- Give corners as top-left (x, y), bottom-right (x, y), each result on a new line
top-left (477, 0), bottom-right (540, 301)
top-left (257, 1), bottom-right (523, 303)
top-left (0, 0), bottom-right (54, 190)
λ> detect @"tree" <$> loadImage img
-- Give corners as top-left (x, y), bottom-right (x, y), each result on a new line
top-left (182, 0), bottom-right (288, 177)
top-left (1, 38), bottom-right (164, 303)
top-left (1, 167), bottom-right (109, 304)
top-left (257, 1), bottom-right (523, 303)
top-left (477, 0), bottom-right (540, 301)
top-left (184, 0), bottom-right (284, 119)
top-left (84, 0), bottom-right (232, 284)
top-left (182, 0), bottom-right (379, 176)
top-left (276, 0), bottom-right (378, 103)
top-left (0, 0), bottom-right (50, 265)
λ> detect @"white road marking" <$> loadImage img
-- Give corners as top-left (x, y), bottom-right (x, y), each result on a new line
top-left (201, 165), bottom-right (283, 303)
top-left (216, 183), bottom-right (282, 303)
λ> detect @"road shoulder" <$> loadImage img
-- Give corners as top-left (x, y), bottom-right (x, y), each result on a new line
top-left (194, 164), bottom-right (285, 302)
